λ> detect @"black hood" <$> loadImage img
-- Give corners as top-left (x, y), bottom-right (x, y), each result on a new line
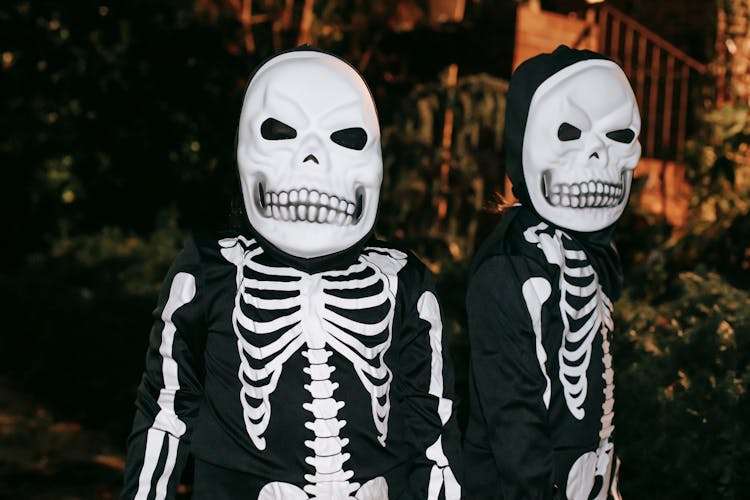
top-left (504, 45), bottom-right (611, 208)
top-left (502, 45), bottom-right (624, 298)
top-left (233, 45), bottom-right (379, 274)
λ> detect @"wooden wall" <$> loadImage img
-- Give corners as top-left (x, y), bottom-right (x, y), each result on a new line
top-left (636, 159), bottom-right (690, 227)
top-left (512, 2), bottom-right (599, 71)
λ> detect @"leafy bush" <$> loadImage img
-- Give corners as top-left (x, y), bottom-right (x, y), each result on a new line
top-left (380, 72), bottom-right (508, 265)
top-left (614, 271), bottom-right (750, 498)
top-left (0, 210), bottom-right (184, 441)
top-left (599, 101), bottom-right (750, 498)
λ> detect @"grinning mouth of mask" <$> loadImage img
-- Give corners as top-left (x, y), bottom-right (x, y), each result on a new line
top-left (541, 170), bottom-right (631, 208)
top-left (256, 182), bottom-right (364, 225)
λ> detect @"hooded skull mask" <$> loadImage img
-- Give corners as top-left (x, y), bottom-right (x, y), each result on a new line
top-left (237, 49), bottom-right (381, 259)
top-left (507, 46), bottom-right (641, 233)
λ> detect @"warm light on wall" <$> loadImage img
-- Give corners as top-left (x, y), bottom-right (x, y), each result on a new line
top-left (585, 0), bottom-right (605, 4)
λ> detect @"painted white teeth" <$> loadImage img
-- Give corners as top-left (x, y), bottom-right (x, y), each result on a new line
top-left (261, 187), bottom-right (362, 225)
top-left (545, 177), bottom-right (628, 208)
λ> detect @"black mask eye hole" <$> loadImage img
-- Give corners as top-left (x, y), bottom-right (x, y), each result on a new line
top-left (330, 127), bottom-right (368, 150)
top-left (606, 128), bottom-right (636, 143)
top-left (260, 118), bottom-right (297, 140)
top-left (557, 122), bottom-right (582, 141)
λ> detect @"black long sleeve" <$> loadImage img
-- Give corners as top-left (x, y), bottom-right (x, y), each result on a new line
top-left (398, 265), bottom-right (463, 499)
top-left (122, 239), bottom-right (206, 500)
top-left (464, 255), bottom-right (556, 500)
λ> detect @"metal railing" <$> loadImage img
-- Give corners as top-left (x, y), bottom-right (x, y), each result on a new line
top-left (592, 5), bottom-right (707, 161)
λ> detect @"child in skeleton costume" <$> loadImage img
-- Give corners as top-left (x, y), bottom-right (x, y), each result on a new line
top-left (121, 48), bottom-right (462, 500)
top-left (463, 46), bottom-right (641, 499)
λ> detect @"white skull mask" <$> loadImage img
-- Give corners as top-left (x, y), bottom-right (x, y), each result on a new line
top-left (237, 51), bottom-right (381, 259)
top-left (523, 59), bottom-right (642, 232)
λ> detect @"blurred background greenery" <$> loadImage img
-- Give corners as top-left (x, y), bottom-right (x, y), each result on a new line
top-left (1, 0), bottom-right (749, 498)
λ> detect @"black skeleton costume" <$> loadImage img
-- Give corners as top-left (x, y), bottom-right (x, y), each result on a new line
top-left (463, 46), bottom-right (641, 499)
top-left (122, 48), bottom-right (462, 500)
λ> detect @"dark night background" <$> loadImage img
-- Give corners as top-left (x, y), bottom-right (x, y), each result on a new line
top-left (1, 0), bottom-right (749, 498)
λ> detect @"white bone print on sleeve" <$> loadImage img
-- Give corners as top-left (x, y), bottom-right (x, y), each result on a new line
top-left (135, 272), bottom-right (196, 500)
top-left (417, 291), bottom-right (461, 500)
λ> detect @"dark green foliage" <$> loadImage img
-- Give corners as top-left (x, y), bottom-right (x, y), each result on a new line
top-left (1, 0), bottom-right (258, 264)
top-left (0, 211), bottom-right (185, 441)
top-left (379, 72), bottom-right (508, 265)
top-left (673, 104), bottom-right (750, 290)
top-left (614, 271), bottom-right (750, 498)
top-left (607, 99), bottom-right (750, 498)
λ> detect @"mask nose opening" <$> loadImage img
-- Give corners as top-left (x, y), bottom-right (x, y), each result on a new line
top-left (303, 154), bottom-right (319, 164)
